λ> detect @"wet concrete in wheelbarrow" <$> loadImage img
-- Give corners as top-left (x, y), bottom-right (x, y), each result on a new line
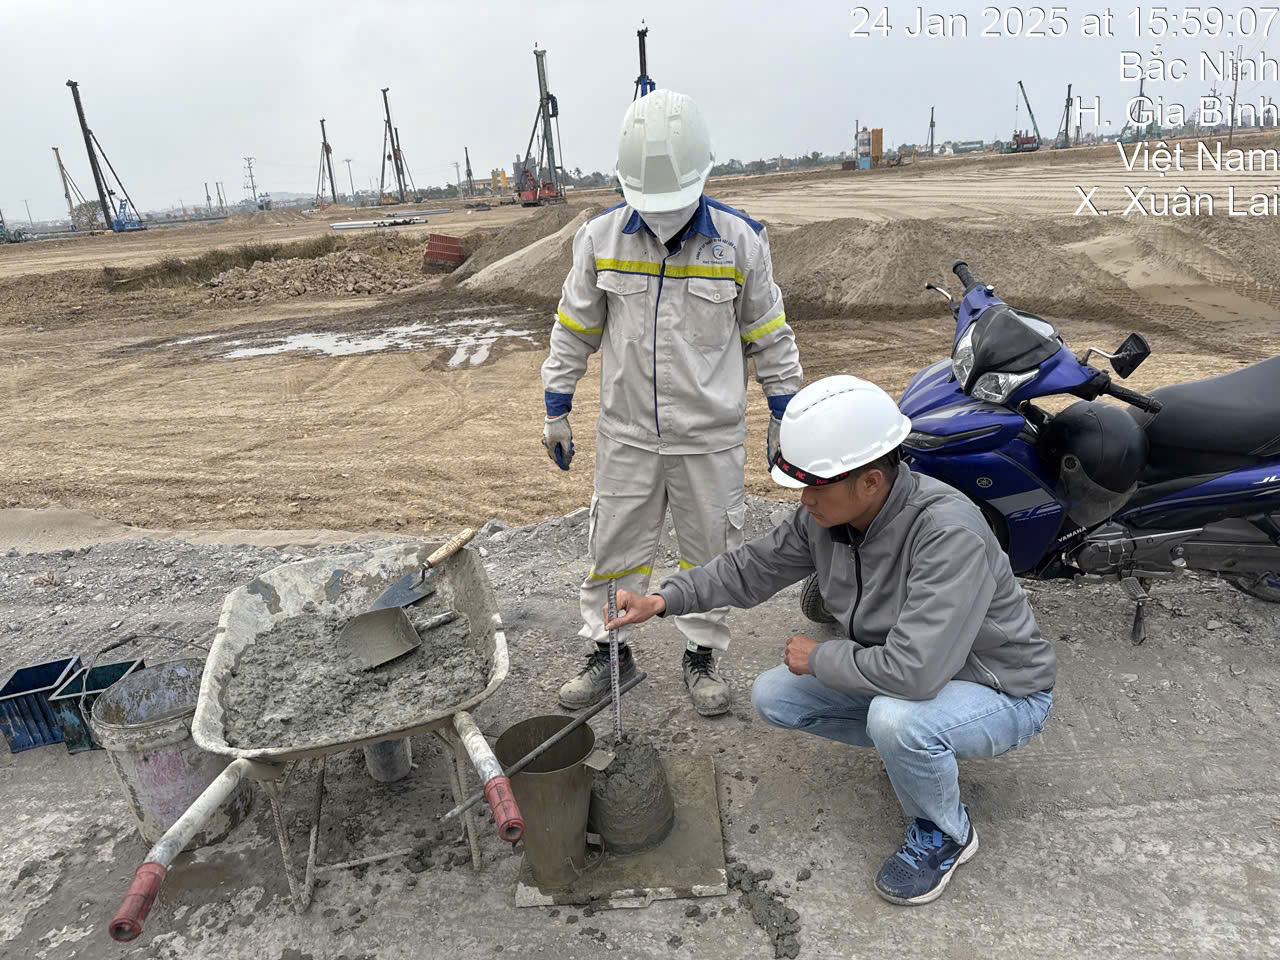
top-left (2, 509), bottom-right (1279, 959)
top-left (220, 605), bottom-right (485, 749)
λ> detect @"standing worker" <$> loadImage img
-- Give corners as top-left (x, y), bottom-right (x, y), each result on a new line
top-left (605, 376), bottom-right (1056, 903)
top-left (541, 89), bottom-right (803, 717)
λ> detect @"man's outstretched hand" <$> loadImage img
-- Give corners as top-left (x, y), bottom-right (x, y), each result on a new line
top-left (784, 634), bottom-right (820, 676)
top-left (604, 589), bottom-right (665, 630)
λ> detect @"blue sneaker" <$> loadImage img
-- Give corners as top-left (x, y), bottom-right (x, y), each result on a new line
top-left (874, 815), bottom-right (979, 905)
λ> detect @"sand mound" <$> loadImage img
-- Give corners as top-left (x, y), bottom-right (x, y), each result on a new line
top-left (446, 208), bottom-right (1250, 324)
top-left (767, 213), bottom-right (1280, 324)
top-left (1162, 215), bottom-right (1280, 288)
top-left (769, 215), bottom-right (1131, 320)
top-left (454, 203), bottom-right (591, 281)
top-left (460, 207), bottom-right (597, 304)
top-left (227, 209), bottom-right (313, 227)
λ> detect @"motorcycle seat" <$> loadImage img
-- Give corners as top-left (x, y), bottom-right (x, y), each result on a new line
top-left (1130, 356), bottom-right (1280, 480)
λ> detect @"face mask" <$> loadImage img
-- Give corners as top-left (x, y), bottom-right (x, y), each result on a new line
top-left (639, 198), bottom-right (701, 244)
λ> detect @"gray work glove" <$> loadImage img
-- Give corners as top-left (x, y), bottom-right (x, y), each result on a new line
top-left (543, 414), bottom-right (574, 471)
top-left (767, 415), bottom-right (782, 468)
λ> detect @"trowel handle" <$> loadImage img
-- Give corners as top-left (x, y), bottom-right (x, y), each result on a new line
top-left (426, 528), bottom-right (475, 569)
top-left (454, 711), bottom-right (524, 844)
top-left (109, 863), bottom-right (167, 942)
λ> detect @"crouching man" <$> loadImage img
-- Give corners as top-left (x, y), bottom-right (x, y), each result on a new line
top-left (606, 375), bottom-right (1056, 905)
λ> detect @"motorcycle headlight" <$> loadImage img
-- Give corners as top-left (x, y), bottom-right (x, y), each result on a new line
top-left (951, 326), bottom-right (975, 388)
top-left (970, 369), bottom-right (1037, 404)
top-left (904, 430), bottom-right (949, 450)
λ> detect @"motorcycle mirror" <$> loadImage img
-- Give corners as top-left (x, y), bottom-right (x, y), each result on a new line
top-left (1110, 333), bottom-right (1151, 379)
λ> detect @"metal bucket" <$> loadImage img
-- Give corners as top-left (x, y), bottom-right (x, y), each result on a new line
top-left (90, 659), bottom-right (253, 850)
top-left (495, 715), bottom-right (595, 889)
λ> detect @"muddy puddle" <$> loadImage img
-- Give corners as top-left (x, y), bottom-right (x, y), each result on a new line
top-left (221, 315), bottom-right (537, 364)
top-left (149, 302), bottom-right (546, 367)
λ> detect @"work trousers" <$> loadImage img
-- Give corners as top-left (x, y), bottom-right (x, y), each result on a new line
top-left (579, 434), bottom-right (746, 652)
top-left (751, 669), bottom-right (1053, 843)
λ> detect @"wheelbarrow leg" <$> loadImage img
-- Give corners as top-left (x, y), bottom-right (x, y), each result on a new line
top-left (264, 777), bottom-right (302, 908)
top-left (435, 729), bottom-right (482, 871)
top-left (454, 737), bottom-right (484, 872)
top-left (301, 757), bottom-right (326, 909)
top-left (264, 758), bottom-right (324, 914)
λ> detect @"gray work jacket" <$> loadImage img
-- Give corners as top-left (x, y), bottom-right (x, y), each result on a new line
top-left (658, 464), bottom-right (1056, 700)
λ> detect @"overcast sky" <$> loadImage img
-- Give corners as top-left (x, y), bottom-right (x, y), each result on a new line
top-left (2, 0), bottom-right (1266, 220)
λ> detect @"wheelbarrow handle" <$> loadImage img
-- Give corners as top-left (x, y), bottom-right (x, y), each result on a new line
top-left (110, 863), bottom-right (168, 942)
top-left (108, 757), bottom-right (264, 942)
top-left (454, 711), bottom-right (524, 844)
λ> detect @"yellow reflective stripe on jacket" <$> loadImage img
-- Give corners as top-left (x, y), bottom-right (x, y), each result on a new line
top-left (596, 259), bottom-right (744, 285)
top-left (557, 308), bottom-right (603, 336)
top-left (679, 560), bottom-right (697, 570)
top-left (595, 258), bottom-right (661, 277)
top-left (587, 565), bottom-right (653, 581)
top-left (666, 263), bottom-right (745, 284)
top-left (741, 312), bottom-right (787, 344)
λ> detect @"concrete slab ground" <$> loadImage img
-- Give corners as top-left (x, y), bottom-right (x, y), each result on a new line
top-left (2, 505), bottom-right (1278, 959)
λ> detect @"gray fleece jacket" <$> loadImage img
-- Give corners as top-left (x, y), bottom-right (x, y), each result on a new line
top-left (658, 464), bottom-right (1056, 700)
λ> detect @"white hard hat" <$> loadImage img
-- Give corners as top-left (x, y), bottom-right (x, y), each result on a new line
top-left (616, 89), bottom-right (714, 214)
top-left (770, 376), bottom-right (912, 489)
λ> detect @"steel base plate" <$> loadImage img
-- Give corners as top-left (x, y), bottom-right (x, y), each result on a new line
top-left (514, 755), bottom-right (726, 908)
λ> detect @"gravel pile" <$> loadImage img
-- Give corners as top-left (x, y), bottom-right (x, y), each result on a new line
top-left (206, 235), bottom-right (430, 304)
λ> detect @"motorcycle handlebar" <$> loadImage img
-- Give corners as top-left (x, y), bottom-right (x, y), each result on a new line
top-left (1105, 382), bottom-right (1163, 413)
top-left (951, 260), bottom-right (976, 289)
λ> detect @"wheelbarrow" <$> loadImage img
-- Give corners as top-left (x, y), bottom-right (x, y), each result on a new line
top-left (108, 541), bottom-right (521, 942)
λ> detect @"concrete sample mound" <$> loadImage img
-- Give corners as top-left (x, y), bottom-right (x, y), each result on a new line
top-left (588, 735), bottom-right (675, 855)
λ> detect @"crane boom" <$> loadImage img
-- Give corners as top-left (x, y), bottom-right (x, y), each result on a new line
top-left (1018, 81), bottom-right (1042, 142)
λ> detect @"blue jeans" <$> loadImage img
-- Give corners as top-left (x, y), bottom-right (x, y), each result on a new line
top-left (751, 667), bottom-right (1053, 844)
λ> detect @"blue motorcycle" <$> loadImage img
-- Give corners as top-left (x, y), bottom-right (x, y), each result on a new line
top-left (800, 259), bottom-right (1280, 643)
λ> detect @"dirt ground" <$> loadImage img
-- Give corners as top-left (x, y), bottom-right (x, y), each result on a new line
top-left (1, 509), bottom-right (1277, 959)
top-left (2, 143), bottom-right (1277, 533)
top-left (7, 287), bottom-right (1268, 535)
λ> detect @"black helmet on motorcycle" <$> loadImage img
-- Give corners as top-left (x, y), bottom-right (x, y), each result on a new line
top-left (1040, 401), bottom-right (1148, 526)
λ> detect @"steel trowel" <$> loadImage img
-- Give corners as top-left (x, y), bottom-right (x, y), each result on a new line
top-left (370, 527), bottom-right (475, 610)
top-left (337, 527), bottom-right (475, 670)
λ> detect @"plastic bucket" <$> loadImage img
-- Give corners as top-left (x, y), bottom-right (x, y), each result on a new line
top-left (90, 659), bottom-right (253, 850)
top-left (495, 715), bottom-right (594, 889)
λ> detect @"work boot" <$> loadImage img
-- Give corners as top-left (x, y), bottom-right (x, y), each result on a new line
top-left (682, 648), bottom-right (730, 717)
top-left (558, 644), bottom-right (636, 710)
